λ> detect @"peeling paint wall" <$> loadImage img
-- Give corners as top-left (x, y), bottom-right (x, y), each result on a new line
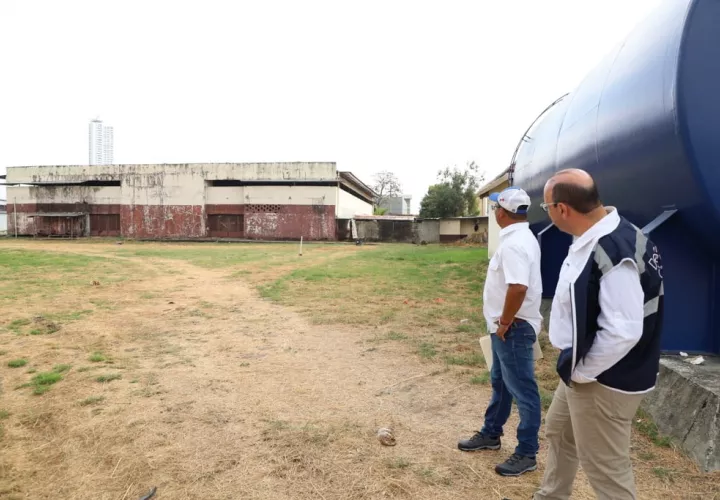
top-left (206, 186), bottom-right (244, 205)
top-left (244, 185), bottom-right (336, 207)
top-left (7, 162), bottom-right (337, 185)
top-left (6, 162), bottom-right (366, 240)
top-left (415, 220), bottom-right (440, 244)
top-left (244, 205), bottom-right (335, 240)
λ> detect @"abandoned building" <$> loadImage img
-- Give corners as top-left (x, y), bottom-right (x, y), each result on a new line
top-left (3, 162), bottom-right (375, 240)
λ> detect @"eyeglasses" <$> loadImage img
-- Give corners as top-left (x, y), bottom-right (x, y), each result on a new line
top-left (540, 202), bottom-right (559, 212)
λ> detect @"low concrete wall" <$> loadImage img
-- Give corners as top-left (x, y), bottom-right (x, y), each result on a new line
top-left (641, 356), bottom-right (720, 472)
top-left (415, 220), bottom-right (440, 244)
top-left (355, 219), bottom-right (415, 242)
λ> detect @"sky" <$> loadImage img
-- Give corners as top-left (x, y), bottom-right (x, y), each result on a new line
top-left (0, 0), bottom-right (661, 210)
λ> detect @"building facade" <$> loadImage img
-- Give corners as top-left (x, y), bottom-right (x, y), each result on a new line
top-left (89, 119), bottom-right (114, 165)
top-left (5, 162), bottom-right (374, 240)
top-left (379, 195), bottom-right (412, 215)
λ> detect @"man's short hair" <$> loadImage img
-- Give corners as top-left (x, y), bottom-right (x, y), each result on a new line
top-left (503, 206), bottom-right (528, 221)
top-left (551, 181), bottom-right (600, 214)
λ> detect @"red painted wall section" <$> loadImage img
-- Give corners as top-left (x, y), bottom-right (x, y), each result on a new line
top-left (10, 203), bottom-right (336, 240)
top-left (245, 205), bottom-right (336, 240)
top-left (205, 205), bottom-right (245, 215)
top-left (120, 205), bottom-right (204, 238)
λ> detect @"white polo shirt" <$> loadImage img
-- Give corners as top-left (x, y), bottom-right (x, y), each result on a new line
top-left (483, 222), bottom-right (543, 335)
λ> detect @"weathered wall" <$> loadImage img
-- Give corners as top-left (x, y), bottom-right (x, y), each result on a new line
top-left (5, 163), bottom-right (373, 240)
top-left (337, 189), bottom-right (372, 219)
top-left (379, 220), bottom-right (414, 242)
top-left (352, 219), bottom-right (446, 244)
top-left (6, 162), bottom-right (338, 184)
top-left (460, 219), bottom-right (488, 236)
top-left (8, 185), bottom-right (122, 206)
top-left (245, 205), bottom-right (335, 240)
top-left (415, 220), bottom-right (440, 244)
top-left (244, 185), bottom-right (335, 206)
top-left (205, 186), bottom-right (244, 206)
top-left (355, 220), bottom-right (380, 241)
top-left (7, 185), bottom-right (123, 235)
top-left (439, 219), bottom-right (461, 235)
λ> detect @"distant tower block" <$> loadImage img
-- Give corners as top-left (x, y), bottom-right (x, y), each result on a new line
top-left (89, 118), bottom-right (114, 165)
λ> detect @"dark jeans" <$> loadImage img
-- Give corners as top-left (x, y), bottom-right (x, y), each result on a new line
top-left (481, 320), bottom-right (541, 457)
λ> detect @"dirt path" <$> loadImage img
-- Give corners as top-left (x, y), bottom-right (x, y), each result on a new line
top-left (1, 244), bottom-right (529, 500)
top-left (1, 242), bottom-right (705, 500)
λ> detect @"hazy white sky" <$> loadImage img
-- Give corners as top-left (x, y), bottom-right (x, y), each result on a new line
top-left (0, 0), bottom-right (660, 209)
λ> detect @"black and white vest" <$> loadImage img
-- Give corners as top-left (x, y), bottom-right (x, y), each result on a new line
top-left (556, 216), bottom-right (664, 393)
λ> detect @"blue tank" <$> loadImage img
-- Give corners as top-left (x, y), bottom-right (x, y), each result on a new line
top-left (512, 0), bottom-right (720, 354)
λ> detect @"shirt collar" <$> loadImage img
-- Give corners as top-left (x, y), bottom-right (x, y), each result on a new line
top-left (500, 221), bottom-right (529, 238)
top-left (570, 207), bottom-right (619, 252)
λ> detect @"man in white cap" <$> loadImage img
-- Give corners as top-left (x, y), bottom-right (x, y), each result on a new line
top-left (458, 186), bottom-right (543, 477)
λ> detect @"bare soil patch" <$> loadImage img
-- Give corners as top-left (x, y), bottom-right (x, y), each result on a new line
top-left (0, 241), bottom-right (716, 499)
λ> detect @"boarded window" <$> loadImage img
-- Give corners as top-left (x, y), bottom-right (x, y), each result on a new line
top-left (208, 214), bottom-right (244, 238)
top-left (90, 214), bottom-right (121, 236)
top-left (31, 216), bottom-right (86, 237)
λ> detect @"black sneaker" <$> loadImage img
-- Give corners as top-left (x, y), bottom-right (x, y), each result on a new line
top-left (495, 453), bottom-right (537, 476)
top-left (457, 431), bottom-right (501, 452)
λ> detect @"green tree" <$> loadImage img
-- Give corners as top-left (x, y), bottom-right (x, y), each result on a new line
top-left (419, 162), bottom-right (484, 218)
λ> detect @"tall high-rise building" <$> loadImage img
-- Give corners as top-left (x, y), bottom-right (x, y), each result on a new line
top-left (89, 119), bottom-right (114, 165)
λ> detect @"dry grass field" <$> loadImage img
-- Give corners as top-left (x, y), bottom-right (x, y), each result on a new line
top-left (0, 239), bottom-right (717, 499)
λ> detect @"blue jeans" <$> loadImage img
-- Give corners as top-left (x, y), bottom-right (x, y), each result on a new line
top-left (481, 320), bottom-right (541, 457)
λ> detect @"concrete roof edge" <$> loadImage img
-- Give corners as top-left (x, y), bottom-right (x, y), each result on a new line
top-left (338, 171), bottom-right (377, 198)
top-left (477, 168), bottom-right (511, 196)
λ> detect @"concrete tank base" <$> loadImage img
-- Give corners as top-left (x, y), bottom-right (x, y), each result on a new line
top-left (641, 356), bottom-right (720, 472)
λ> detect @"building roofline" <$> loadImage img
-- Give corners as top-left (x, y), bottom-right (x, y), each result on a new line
top-left (6, 161), bottom-right (338, 169)
top-left (353, 215), bottom-right (416, 221)
top-left (338, 171), bottom-right (377, 202)
top-left (477, 168), bottom-right (511, 196)
top-left (415, 215), bottom-right (489, 221)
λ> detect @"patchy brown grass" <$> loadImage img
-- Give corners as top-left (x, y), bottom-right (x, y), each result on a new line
top-left (0, 240), bottom-right (716, 499)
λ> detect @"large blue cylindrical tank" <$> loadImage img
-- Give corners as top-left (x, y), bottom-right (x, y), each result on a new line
top-left (512, 0), bottom-right (720, 354)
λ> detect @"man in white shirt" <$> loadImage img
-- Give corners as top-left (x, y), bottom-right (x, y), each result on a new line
top-left (534, 169), bottom-right (664, 500)
top-left (458, 186), bottom-right (543, 477)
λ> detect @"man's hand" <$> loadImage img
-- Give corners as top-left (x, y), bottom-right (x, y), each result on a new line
top-left (496, 283), bottom-right (527, 342)
top-left (496, 320), bottom-right (510, 341)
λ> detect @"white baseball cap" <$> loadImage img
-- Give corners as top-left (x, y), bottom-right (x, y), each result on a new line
top-left (489, 186), bottom-right (531, 214)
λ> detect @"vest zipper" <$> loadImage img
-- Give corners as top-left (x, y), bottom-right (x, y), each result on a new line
top-left (569, 281), bottom-right (578, 384)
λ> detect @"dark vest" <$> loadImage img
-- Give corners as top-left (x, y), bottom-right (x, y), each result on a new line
top-left (556, 216), bottom-right (664, 393)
